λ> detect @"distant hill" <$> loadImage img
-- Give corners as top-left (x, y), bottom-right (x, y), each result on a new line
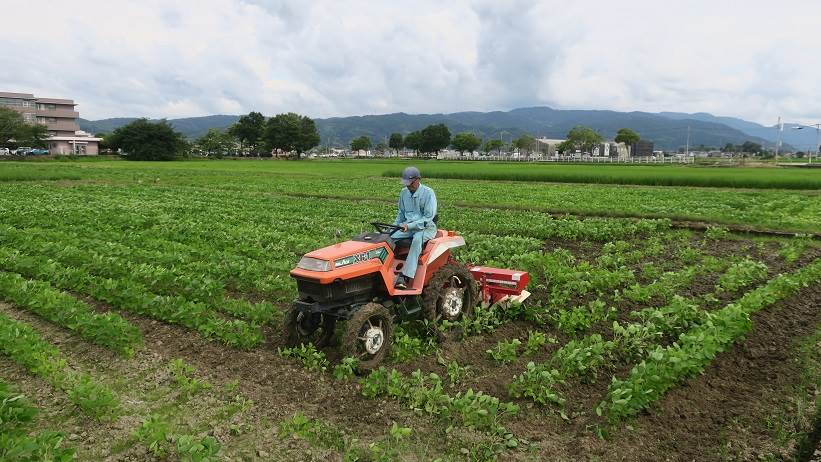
top-left (658, 112), bottom-right (814, 152)
top-left (80, 107), bottom-right (791, 151)
top-left (80, 115), bottom-right (239, 140)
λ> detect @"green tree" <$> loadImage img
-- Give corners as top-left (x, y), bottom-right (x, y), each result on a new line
top-left (0, 107), bottom-right (25, 146)
top-left (451, 132), bottom-right (482, 155)
top-left (374, 141), bottom-right (388, 157)
top-left (263, 112), bottom-right (320, 159)
top-left (740, 141), bottom-right (763, 154)
top-left (350, 135), bottom-right (372, 152)
top-left (95, 133), bottom-right (112, 152)
top-left (108, 119), bottom-right (187, 161)
top-left (614, 128), bottom-right (640, 146)
top-left (197, 128), bottom-right (234, 158)
top-left (565, 125), bottom-right (603, 153)
top-left (513, 134), bottom-right (536, 157)
top-left (228, 111), bottom-right (265, 156)
top-left (18, 123), bottom-right (49, 147)
top-left (483, 139), bottom-right (503, 155)
top-left (557, 139), bottom-right (575, 154)
top-left (404, 131), bottom-right (422, 154)
top-left (388, 133), bottom-right (403, 153)
top-left (419, 123), bottom-right (451, 156)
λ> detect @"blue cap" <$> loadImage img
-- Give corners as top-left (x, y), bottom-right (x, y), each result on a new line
top-left (401, 166), bottom-right (421, 186)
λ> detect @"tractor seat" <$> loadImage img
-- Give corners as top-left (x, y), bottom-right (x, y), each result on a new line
top-left (394, 238), bottom-right (412, 249)
top-left (394, 233), bottom-right (443, 259)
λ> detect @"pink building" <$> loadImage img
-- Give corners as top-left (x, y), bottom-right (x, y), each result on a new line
top-left (0, 91), bottom-right (101, 155)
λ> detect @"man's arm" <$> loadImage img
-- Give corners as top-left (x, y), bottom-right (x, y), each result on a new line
top-left (406, 189), bottom-right (437, 231)
top-left (393, 194), bottom-right (405, 226)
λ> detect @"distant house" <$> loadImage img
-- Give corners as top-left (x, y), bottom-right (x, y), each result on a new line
top-left (613, 142), bottom-right (630, 160)
top-left (0, 91), bottom-right (101, 155)
top-left (631, 140), bottom-right (654, 157)
top-left (535, 138), bottom-right (565, 156)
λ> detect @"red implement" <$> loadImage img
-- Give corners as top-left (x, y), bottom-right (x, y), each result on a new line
top-left (469, 266), bottom-right (530, 306)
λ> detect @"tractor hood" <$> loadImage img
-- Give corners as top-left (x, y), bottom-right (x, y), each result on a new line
top-left (304, 240), bottom-right (384, 262)
top-left (292, 239), bottom-right (388, 281)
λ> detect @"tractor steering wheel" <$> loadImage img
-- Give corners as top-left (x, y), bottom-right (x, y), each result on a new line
top-left (371, 222), bottom-right (402, 235)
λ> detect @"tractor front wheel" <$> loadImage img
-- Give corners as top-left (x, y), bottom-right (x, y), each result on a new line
top-left (342, 302), bottom-right (393, 371)
top-left (283, 308), bottom-right (336, 348)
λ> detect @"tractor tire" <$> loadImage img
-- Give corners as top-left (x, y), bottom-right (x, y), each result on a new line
top-left (422, 262), bottom-right (478, 324)
top-left (283, 307), bottom-right (336, 348)
top-left (342, 302), bottom-right (393, 371)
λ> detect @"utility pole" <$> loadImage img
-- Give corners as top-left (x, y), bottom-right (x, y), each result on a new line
top-left (685, 126), bottom-right (690, 162)
top-left (774, 116), bottom-right (782, 164)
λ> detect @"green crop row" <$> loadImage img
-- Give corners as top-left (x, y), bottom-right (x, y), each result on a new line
top-left (621, 256), bottom-right (723, 304)
top-left (0, 380), bottom-right (75, 460)
top-left (0, 313), bottom-right (119, 419)
top-left (0, 248), bottom-right (262, 350)
top-left (551, 300), bottom-right (617, 336)
top-left (0, 225), bottom-right (279, 325)
top-left (0, 271), bottom-right (142, 356)
top-left (361, 368), bottom-right (519, 436)
top-left (509, 296), bottom-right (707, 407)
top-left (599, 259), bottom-right (821, 422)
top-left (508, 334), bottom-right (615, 406)
top-left (716, 258), bottom-right (768, 293)
top-left (132, 414), bottom-right (221, 461)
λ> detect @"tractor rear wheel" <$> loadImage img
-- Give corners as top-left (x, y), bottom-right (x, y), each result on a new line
top-left (342, 302), bottom-right (393, 371)
top-left (283, 308), bottom-right (336, 348)
top-left (422, 262), bottom-right (478, 324)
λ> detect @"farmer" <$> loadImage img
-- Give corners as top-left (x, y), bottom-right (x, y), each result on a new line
top-left (392, 166), bottom-right (437, 289)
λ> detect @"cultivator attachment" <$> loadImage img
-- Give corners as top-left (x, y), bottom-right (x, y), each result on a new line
top-left (469, 266), bottom-right (530, 307)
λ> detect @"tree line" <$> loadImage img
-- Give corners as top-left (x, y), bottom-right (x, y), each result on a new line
top-left (0, 107), bottom-right (50, 148)
top-left (100, 112), bottom-right (320, 160)
top-left (349, 125), bottom-right (642, 157)
top-left (98, 116), bottom-right (647, 161)
top-left (92, 111), bottom-right (778, 161)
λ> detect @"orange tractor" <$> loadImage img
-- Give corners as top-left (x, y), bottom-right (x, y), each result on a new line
top-left (286, 222), bottom-right (530, 369)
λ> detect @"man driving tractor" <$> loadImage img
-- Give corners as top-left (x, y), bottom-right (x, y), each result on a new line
top-left (391, 166), bottom-right (437, 289)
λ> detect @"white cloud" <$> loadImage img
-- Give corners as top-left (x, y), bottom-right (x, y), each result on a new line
top-left (0, 0), bottom-right (818, 124)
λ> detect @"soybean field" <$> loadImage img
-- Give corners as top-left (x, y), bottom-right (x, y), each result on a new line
top-left (0, 159), bottom-right (819, 461)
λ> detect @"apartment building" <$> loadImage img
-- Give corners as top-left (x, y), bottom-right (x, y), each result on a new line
top-left (0, 91), bottom-right (100, 155)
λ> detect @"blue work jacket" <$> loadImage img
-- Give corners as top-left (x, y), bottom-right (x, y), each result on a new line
top-left (393, 184), bottom-right (437, 232)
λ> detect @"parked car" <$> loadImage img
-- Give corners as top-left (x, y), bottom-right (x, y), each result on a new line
top-left (0, 148), bottom-right (9, 156)
top-left (13, 147), bottom-right (32, 155)
top-left (29, 148), bottom-right (49, 155)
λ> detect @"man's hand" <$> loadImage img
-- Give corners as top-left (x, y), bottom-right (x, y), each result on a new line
top-left (400, 223), bottom-right (408, 232)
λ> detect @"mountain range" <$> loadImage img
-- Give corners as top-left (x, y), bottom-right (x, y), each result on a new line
top-left (79, 107), bottom-right (813, 151)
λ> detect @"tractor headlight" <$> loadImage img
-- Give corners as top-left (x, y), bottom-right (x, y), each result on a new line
top-left (297, 256), bottom-right (331, 272)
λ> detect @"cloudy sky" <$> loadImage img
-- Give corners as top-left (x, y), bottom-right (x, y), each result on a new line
top-left (1, 0), bottom-right (819, 124)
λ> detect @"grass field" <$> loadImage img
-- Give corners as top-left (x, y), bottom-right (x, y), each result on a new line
top-left (0, 158), bottom-right (819, 461)
top-left (380, 160), bottom-right (821, 189)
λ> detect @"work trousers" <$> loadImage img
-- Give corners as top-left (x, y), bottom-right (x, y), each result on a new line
top-left (391, 228), bottom-right (436, 278)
